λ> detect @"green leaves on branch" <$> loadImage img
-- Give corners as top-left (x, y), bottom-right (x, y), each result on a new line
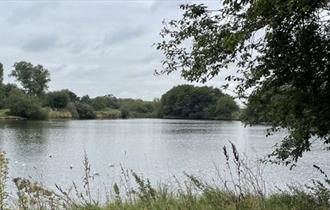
top-left (156, 0), bottom-right (330, 165)
top-left (11, 61), bottom-right (50, 97)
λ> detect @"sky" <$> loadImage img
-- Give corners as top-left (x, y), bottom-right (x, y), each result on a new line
top-left (0, 0), bottom-right (237, 101)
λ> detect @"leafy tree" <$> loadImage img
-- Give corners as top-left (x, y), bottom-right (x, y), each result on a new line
top-left (215, 95), bottom-right (239, 120)
top-left (0, 62), bottom-right (3, 84)
top-left (7, 90), bottom-right (47, 120)
top-left (46, 90), bottom-right (70, 109)
top-left (80, 95), bottom-right (92, 104)
top-left (66, 102), bottom-right (79, 119)
top-left (75, 102), bottom-right (96, 119)
top-left (61, 89), bottom-right (79, 102)
top-left (91, 95), bottom-right (119, 110)
top-left (156, 1), bottom-right (330, 165)
top-left (160, 85), bottom-right (237, 119)
top-left (119, 106), bottom-right (130, 119)
top-left (10, 61), bottom-right (50, 97)
top-left (118, 99), bottom-right (155, 115)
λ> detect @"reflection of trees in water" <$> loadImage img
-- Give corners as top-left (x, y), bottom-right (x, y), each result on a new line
top-left (0, 121), bottom-right (69, 160)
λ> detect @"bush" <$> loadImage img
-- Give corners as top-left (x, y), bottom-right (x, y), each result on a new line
top-left (66, 102), bottom-right (79, 119)
top-left (215, 95), bottom-right (240, 120)
top-left (46, 91), bottom-right (69, 109)
top-left (95, 108), bottom-right (121, 119)
top-left (75, 102), bottom-right (96, 119)
top-left (120, 107), bottom-right (130, 119)
top-left (7, 91), bottom-right (47, 120)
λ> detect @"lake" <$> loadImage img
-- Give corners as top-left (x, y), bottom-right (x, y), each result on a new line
top-left (0, 119), bottom-right (329, 194)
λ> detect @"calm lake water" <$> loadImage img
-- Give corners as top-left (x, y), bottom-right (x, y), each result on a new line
top-left (0, 119), bottom-right (329, 193)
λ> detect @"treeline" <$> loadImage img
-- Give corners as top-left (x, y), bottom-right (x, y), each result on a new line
top-left (0, 61), bottom-right (241, 120)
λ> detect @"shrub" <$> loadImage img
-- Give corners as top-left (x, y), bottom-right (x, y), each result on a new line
top-left (46, 91), bottom-right (69, 109)
top-left (95, 108), bottom-right (121, 119)
top-left (75, 102), bottom-right (96, 119)
top-left (7, 91), bottom-right (47, 120)
top-left (66, 102), bottom-right (79, 119)
top-left (119, 106), bottom-right (130, 119)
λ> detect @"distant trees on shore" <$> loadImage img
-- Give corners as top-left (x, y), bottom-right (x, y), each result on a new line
top-left (0, 61), bottom-right (241, 121)
top-left (159, 85), bottom-right (239, 120)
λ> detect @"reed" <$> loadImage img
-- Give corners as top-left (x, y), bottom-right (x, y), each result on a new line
top-left (0, 147), bottom-right (329, 210)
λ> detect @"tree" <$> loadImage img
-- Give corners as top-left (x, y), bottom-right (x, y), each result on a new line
top-left (46, 90), bottom-right (70, 109)
top-left (80, 95), bottom-right (91, 104)
top-left (215, 95), bottom-right (239, 120)
top-left (61, 89), bottom-right (79, 102)
top-left (11, 61), bottom-right (50, 97)
top-left (0, 63), bottom-right (4, 108)
top-left (91, 95), bottom-right (119, 110)
top-left (156, 1), bottom-right (330, 165)
top-left (7, 90), bottom-right (47, 120)
top-left (75, 102), bottom-right (96, 119)
top-left (0, 62), bottom-right (3, 84)
top-left (159, 85), bottom-right (237, 119)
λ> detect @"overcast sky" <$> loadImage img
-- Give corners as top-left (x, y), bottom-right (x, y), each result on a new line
top-left (0, 0), bottom-right (237, 100)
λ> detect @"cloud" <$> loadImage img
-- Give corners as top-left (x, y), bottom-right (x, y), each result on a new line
top-left (102, 25), bottom-right (150, 47)
top-left (0, 0), bottom-right (236, 101)
top-left (22, 34), bottom-right (59, 52)
top-left (6, 1), bottom-right (58, 25)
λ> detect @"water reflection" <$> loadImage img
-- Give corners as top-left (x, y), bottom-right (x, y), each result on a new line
top-left (0, 119), bottom-right (329, 192)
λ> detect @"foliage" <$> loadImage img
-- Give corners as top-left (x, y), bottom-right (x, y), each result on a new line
top-left (48, 110), bottom-right (72, 119)
top-left (6, 90), bottom-right (47, 120)
top-left (75, 102), bottom-right (96, 119)
top-left (66, 102), bottom-right (79, 119)
top-left (118, 98), bottom-right (158, 118)
top-left (119, 106), bottom-right (130, 119)
top-left (95, 108), bottom-right (121, 119)
top-left (156, 0), bottom-right (330, 164)
top-left (159, 85), bottom-right (238, 119)
top-left (91, 95), bottom-right (119, 111)
top-left (0, 63), bottom-right (3, 85)
top-left (0, 148), bottom-right (328, 210)
top-left (10, 61), bottom-right (50, 97)
top-left (46, 90), bottom-right (70, 109)
top-left (62, 89), bottom-right (80, 102)
top-left (215, 95), bottom-right (240, 120)
top-left (80, 95), bottom-right (92, 104)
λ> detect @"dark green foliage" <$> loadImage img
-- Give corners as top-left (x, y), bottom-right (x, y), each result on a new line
top-left (91, 95), bottom-right (119, 111)
top-left (156, 0), bottom-right (330, 164)
top-left (119, 106), bottom-right (130, 119)
top-left (6, 90), bottom-right (47, 120)
top-left (46, 90), bottom-right (70, 109)
top-left (75, 102), bottom-right (96, 119)
top-left (80, 95), bottom-right (92, 104)
top-left (117, 98), bottom-right (158, 118)
top-left (0, 63), bottom-right (3, 84)
top-left (61, 89), bottom-right (80, 102)
top-left (215, 95), bottom-right (239, 120)
top-left (66, 102), bottom-right (79, 119)
top-left (159, 85), bottom-right (238, 120)
top-left (10, 61), bottom-right (50, 97)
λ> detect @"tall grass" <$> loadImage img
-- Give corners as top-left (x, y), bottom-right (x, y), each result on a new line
top-left (0, 146), bottom-right (329, 210)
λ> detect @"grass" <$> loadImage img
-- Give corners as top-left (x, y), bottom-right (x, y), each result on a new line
top-left (0, 145), bottom-right (329, 210)
top-left (0, 109), bottom-right (9, 117)
top-left (48, 109), bottom-right (72, 119)
top-left (95, 108), bottom-right (122, 119)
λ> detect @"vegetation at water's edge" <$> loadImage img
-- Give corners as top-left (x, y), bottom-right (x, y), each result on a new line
top-left (0, 62), bottom-right (241, 121)
top-left (1, 146), bottom-right (330, 210)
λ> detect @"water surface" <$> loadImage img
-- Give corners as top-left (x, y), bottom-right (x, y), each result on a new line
top-left (0, 119), bottom-right (328, 193)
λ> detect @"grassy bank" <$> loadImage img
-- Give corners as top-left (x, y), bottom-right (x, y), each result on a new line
top-left (0, 146), bottom-right (329, 210)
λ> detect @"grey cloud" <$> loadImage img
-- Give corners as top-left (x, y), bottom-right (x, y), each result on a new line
top-left (22, 34), bottom-right (59, 52)
top-left (7, 1), bottom-right (58, 25)
top-left (0, 0), bottom-right (238, 101)
top-left (102, 26), bottom-right (150, 46)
